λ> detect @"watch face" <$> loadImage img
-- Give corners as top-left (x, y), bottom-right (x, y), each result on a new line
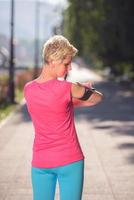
top-left (91, 87), bottom-right (96, 91)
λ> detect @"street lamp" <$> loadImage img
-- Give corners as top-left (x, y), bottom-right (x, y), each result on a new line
top-left (33, 0), bottom-right (40, 79)
top-left (8, 0), bottom-right (16, 104)
top-left (33, 0), bottom-right (54, 79)
top-left (33, 1), bottom-right (63, 79)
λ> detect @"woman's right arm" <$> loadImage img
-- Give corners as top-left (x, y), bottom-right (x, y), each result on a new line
top-left (71, 82), bottom-right (103, 107)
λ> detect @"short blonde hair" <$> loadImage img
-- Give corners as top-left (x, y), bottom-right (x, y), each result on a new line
top-left (42, 35), bottom-right (78, 63)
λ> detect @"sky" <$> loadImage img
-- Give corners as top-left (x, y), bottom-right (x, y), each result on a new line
top-left (0, 0), bottom-right (68, 65)
top-left (0, 0), bottom-right (68, 6)
top-left (37, 0), bottom-right (67, 6)
top-left (0, 0), bottom-right (68, 40)
top-left (47, 0), bottom-right (67, 5)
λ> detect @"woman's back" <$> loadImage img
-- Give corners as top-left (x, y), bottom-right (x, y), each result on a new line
top-left (24, 79), bottom-right (84, 168)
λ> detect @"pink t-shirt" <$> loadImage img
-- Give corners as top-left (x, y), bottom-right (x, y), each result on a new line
top-left (24, 79), bottom-right (84, 168)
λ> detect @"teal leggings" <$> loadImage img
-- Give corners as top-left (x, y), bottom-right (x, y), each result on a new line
top-left (31, 159), bottom-right (84, 200)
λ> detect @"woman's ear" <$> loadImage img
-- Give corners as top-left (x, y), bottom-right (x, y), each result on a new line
top-left (51, 61), bottom-right (57, 69)
top-left (52, 60), bottom-right (55, 65)
top-left (48, 60), bottom-right (55, 68)
top-left (52, 60), bottom-right (60, 68)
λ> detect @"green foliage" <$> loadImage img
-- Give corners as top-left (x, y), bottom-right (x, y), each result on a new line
top-left (0, 75), bottom-right (8, 103)
top-left (0, 68), bottom-right (37, 121)
top-left (63, 0), bottom-right (134, 79)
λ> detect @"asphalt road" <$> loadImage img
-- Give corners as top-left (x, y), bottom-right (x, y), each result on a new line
top-left (0, 61), bottom-right (134, 200)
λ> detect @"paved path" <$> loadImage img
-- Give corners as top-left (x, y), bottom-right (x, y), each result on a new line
top-left (0, 62), bottom-right (134, 200)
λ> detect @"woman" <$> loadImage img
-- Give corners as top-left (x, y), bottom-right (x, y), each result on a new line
top-left (24, 35), bottom-right (103, 200)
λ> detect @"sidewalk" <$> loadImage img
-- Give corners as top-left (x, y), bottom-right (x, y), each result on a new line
top-left (0, 62), bottom-right (134, 200)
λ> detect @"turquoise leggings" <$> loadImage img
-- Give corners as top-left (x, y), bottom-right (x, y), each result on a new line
top-left (31, 159), bottom-right (84, 200)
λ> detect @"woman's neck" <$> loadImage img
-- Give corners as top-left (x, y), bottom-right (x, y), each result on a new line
top-left (35, 65), bottom-right (57, 82)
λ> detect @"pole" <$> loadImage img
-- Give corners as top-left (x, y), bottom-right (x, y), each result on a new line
top-left (8, 0), bottom-right (15, 103)
top-left (33, 0), bottom-right (40, 79)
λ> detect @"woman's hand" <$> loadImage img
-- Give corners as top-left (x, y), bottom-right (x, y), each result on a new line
top-left (76, 81), bottom-right (93, 89)
top-left (80, 81), bottom-right (93, 89)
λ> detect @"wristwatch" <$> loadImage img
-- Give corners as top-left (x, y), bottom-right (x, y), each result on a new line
top-left (76, 82), bottom-right (96, 91)
top-left (76, 82), bottom-right (96, 101)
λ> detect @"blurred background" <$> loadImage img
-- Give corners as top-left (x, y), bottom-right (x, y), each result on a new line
top-left (0, 0), bottom-right (67, 118)
top-left (0, 1), bottom-right (134, 200)
top-left (0, 0), bottom-right (134, 119)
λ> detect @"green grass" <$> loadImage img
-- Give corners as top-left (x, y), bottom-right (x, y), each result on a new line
top-left (0, 89), bottom-right (24, 122)
top-left (16, 88), bottom-right (24, 102)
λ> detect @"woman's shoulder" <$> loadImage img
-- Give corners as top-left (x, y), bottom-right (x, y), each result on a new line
top-left (56, 79), bottom-right (72, 90)
top-left (23, 80), bottom-right (35, 91)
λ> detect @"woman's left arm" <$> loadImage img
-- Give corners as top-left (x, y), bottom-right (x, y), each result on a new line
top-left (72, 81), bottom-right (103, 107)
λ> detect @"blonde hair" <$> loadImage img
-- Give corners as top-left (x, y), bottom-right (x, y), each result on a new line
top-left (42, 35), bottom-right (78, 64)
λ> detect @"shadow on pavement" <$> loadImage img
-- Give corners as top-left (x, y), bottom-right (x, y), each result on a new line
top-left (16, 80), bottom-right (134, 164)
top-left (75, 80), bottom-right (134, 121)
top-left (74, 80), bottom-right (134, 164)
top-left (13, 103), bottom-right (31, 124)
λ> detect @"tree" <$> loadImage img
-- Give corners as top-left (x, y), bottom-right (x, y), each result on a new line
top-left (63, 0), bottom-right (134, 78)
